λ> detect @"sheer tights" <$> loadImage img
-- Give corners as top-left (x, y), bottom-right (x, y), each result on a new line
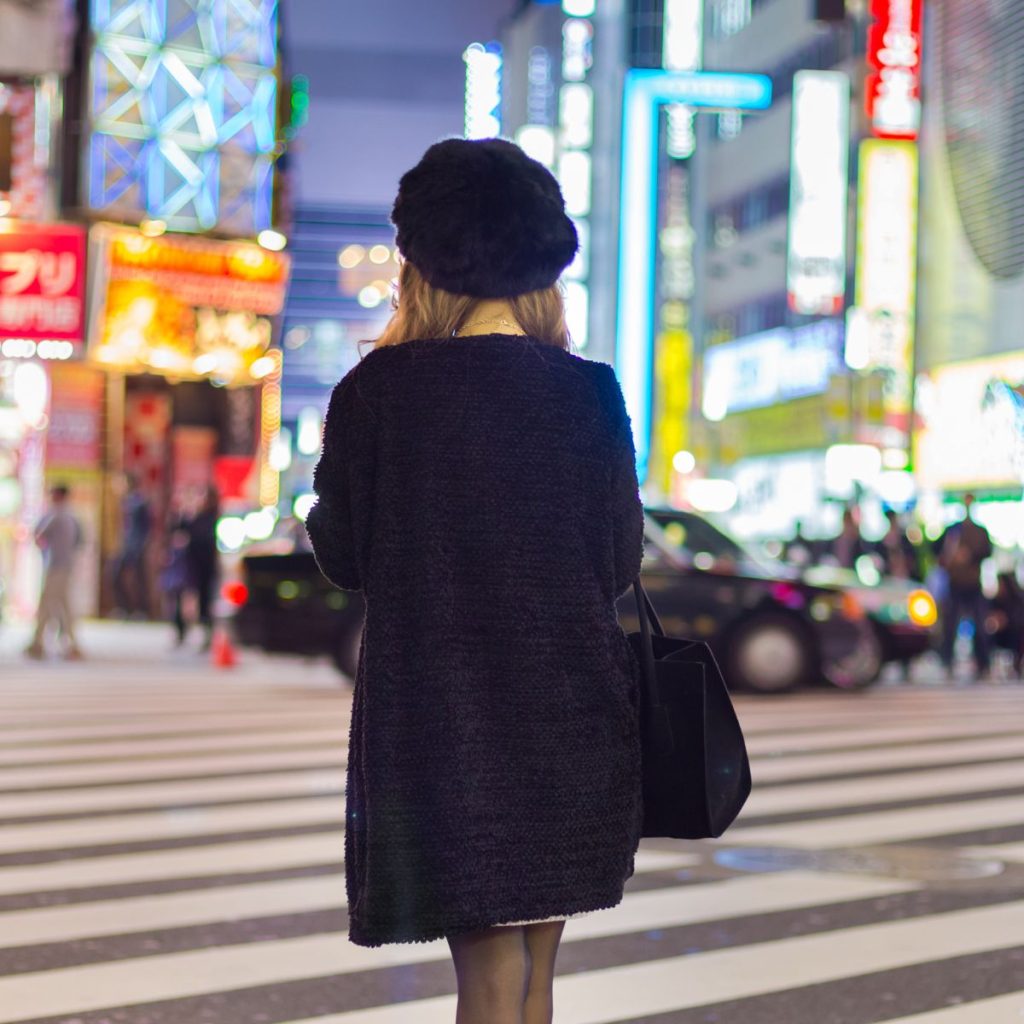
top-left (446, 920), bottom-right (567, 1024)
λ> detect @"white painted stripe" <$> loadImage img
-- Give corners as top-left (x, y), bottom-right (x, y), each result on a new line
top-left (300, 900), bottom-right (1024, 1024)
top-left (0, 849), bottom-right (700, 946)
top-left (0, 875), bottom-right (346, 948)
top-left (875, 992), bottom-right (1024, 1022)
top-left (753, 735), bottom-right (1024, 784)
top-left (0, 712), bottom-right (348, 744)
top-left (0, 729), bottom-right (348, 767)
top-left (0, 832), bottom-right (346, 897)
top-left (0, 871), bottom-right (930, 1021)
top-left (0, 837), bottom-right (691, 901)
top-left (744, 721), bottom-right (1024, 756)
top-left (0, 746), bottom-right (344, 791)
top-left (729, 795), bottom-right (1024, 849)
top-left (745, 760), bottom-right (1024, 816)
top-left (0, 796), bottom-right (344, 855)
top-left (0, 769), bottom-right (346, 821)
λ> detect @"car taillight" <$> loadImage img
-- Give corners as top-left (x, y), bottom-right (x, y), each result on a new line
top-left (908, 589), bottom-right (938, 628)
top-left (222, 581), bottom-right (249, 607)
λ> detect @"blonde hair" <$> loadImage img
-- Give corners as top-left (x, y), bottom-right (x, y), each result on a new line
top-left (373, 261), bottom-right (572, 351)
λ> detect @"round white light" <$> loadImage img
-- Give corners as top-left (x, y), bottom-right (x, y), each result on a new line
top-left (215, 516), bottom-right (247, 552)
top-left (293, 493), bottom-right (316, 522)
top-left (369, 244), bottom-right (391, 264)
top-left (358, 285), bottom-right (383, 309)
top-left (244, 507), bottom-right (278, 541)
top-left (338, 245), bottom-right (366, 269)
top-left (562, 0), bottom-right (596, 14)
top-left (257, 229), bottom-right (287, 251)
top-left (672, 450), bottom-right (697, 475)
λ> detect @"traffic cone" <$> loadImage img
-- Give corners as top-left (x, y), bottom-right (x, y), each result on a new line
top-left (211, 627), bottom-right (238, 670)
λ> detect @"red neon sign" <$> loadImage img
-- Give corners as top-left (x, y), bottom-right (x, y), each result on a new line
top-left (866, 0), bottom-right (923, 140)
top-left (0, 222), bottom-right (87, 344)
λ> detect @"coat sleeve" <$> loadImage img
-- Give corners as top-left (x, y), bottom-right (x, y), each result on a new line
top-left (598, 364), bottom-right (645, 598)
top-left (305, 369), bottom-right (375, 591)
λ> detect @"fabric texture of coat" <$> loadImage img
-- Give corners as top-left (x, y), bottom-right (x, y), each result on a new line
top-left (305, 333), bottom-right (646, 947)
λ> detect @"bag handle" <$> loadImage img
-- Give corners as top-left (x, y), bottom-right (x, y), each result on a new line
top-left (633, 578), bottom-right (664, 709)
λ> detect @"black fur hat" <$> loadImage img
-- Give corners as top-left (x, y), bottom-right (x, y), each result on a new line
top-left (391, 138), bottom-right (578, 298)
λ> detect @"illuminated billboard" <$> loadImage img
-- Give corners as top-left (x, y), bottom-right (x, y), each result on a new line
top-left (85, 0), bottom-right (280, 235)
top-left (787, 71), bottom-right (850, 316)
top-left (916, 353), bottom-right (1024, 492)
top-left (616, 69), bottom-right (772, 479)
top-left (866, 0), bottom-right (922, 140)
top-left (851, 139), bottom-right (918, 440)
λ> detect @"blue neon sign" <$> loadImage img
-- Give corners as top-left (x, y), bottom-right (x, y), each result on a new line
top-left (614, 69), bottom-right (772, 481)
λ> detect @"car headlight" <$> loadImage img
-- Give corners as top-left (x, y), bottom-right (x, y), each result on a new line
top-left (908, 589), bottom-right (938, 628)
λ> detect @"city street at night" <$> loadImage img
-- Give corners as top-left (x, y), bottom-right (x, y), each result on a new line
top-left (0, 627), bottom-right (1021, 1023)
top-left (2, 0), bottom-right (1024, 1020)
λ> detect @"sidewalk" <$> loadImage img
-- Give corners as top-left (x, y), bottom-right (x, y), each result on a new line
top-left (0, 618), bottom-right (346, 689)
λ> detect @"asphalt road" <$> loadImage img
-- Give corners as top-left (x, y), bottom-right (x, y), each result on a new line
top-left (0, 621), bottom-right (1021, 1023)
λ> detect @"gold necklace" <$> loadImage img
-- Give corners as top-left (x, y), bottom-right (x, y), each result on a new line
top-left (455, 315), bottom-right (525, 336)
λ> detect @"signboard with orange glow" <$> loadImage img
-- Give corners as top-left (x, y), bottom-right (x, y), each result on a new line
top-left (88, 226), bottom-right (290, 384)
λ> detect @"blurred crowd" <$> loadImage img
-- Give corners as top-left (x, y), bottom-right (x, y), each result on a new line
top-left (780, 495), bottom-right (1024, 681)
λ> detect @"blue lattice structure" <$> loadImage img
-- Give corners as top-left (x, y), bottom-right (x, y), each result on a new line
top-left (86, 0), bottom-right (279, 235)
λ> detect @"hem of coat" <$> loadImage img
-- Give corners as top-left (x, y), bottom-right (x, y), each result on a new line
top-left (347, 888), bottom-right (628, 948)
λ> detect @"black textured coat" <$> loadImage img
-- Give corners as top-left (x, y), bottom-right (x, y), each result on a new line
top-left (306, 334), bottom-right (646, 947)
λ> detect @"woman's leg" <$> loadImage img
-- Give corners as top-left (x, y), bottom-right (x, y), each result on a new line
top-left (447, 925), bottom-right (530, 1024)
top-left (523, 920), bottom-right (566, 1024)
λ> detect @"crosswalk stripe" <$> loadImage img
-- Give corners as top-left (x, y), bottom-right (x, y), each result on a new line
top-left (0, 863), bottom-right (898, 956)
top-left (743, 722), bottom-right (1024, 755)
top-left (0, 729), bottom-right (348, 767)
top-left (876, 992), bottom-right (1024, 1023)
top-left (729, 794), bottom-right (1024, 849)
top-left (0, 832), bottom-right (346, 898)
top-left (300, 901), bottom-right (1024, 1024)
top-left (0, 747), bottom-right (345, 792)
top-left (0, 796), bottom-right (345, 857)
top-left (0, 871), bottom-right (933, 1022)
top-left (744, 759), bottom-right (1024, 816)
top-left (752, 735), bottom-right (1024, 784)
top-left (0, 837), bottom-right (692, 905)
top-left (0, 769), bottom-right (346, 822)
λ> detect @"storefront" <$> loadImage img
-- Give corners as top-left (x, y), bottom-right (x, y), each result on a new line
top-left (0, 220), bottom-right (96, 617)
top-left (86, 225), bottom-right (290, 614)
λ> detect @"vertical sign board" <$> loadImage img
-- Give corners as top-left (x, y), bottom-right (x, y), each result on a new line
top-left (615, 70), bottom-right (772, 482)
top-left (787, 71), bottom-right (850, 316)
top-left (866, 0), bottom-right (923, 140)
top-left (855, 139), bottom-right (919, 442)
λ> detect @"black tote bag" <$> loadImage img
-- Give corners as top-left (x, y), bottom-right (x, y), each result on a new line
top-left (626, 579), bottom-right (752, 839)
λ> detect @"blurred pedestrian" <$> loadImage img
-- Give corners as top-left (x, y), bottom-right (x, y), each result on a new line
top-left (305, 139), bottom-right (643, 1019)
top-left (173, 485), bottom-right (220, 651)
top-left (988, 566), bottom-right (1023, 679)
top-left (112, 472), bottom-right (152, 618)
top-left (160, 496), bottom-right (192, 648)
top-left (937, 494), bottom-right (993, 679)
top-left (25, 483), bottom-right (84, 660)
top-left (876, 509), bottom-right (922, 581)
top-left (827, 506), bottom-right (869, 570)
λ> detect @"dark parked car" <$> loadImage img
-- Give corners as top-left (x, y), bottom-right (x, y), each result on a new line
top-left (228, 511), bottom-right (935, 693)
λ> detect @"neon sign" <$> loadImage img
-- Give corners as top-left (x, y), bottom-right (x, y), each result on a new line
top-left (615, 69), bottom-right (772, 479)
top-left (86, 0), bottom-right (279, 235)
top-left (787, 71), bottom-right (851, 315)
top-left (866, 0), bottom-right (922, 140)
